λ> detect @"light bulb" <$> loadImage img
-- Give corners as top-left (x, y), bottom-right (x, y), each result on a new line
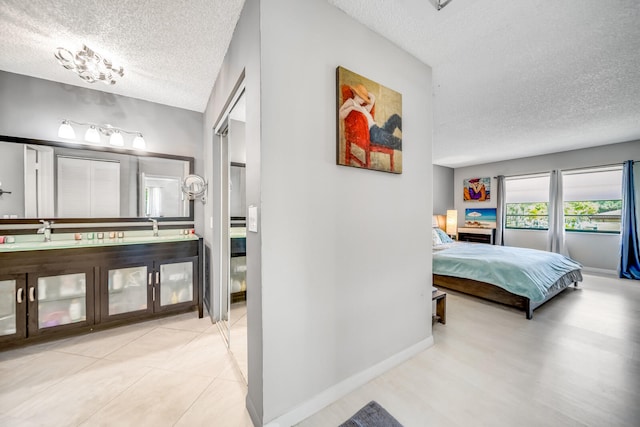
top-left (58, 120), bottom-right (76, 139)
top-left (132, 134), bottom-right (146, 150)
top-left (109, 130), bottom-right (124, 146)
top-left (84, 125), bottom-right (100, 143)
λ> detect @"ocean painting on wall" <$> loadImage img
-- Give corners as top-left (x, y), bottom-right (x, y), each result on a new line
top-left (464, 208), bottom-right (497, 228)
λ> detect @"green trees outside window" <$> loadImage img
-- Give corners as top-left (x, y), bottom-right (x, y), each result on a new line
top-left (506, 200), bottom-right (621, 233)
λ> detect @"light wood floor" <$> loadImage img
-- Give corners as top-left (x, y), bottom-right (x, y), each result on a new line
top-left (299, 273), bottom-right (640, 427)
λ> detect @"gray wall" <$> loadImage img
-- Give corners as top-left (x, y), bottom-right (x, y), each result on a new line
top-left (259, 0), bottom-right (433, 423)
top-left (433, 164), bottom-right (454, 215)
top-left (0, 71), bottom-right (204, 229)
top-left (202, 0), bottom-right (263, 422)
top-left (454, 140), bottom-right (640, 272)
top-left (0, 141), bottom-right (25, 217)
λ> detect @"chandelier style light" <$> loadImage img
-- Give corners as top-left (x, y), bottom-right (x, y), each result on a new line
top-left (54, 45), bottom-right (124, 85)
top-left (58, 120), bottom-right (146, 150)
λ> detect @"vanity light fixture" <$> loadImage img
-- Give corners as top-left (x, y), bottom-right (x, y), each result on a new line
top-left (54, 45), bottom-right (124, 85)
top-left (58, 120), bottom-right (146, 150)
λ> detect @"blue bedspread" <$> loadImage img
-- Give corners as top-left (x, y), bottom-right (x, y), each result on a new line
top-left (433, 243), bottom-right (582, 302)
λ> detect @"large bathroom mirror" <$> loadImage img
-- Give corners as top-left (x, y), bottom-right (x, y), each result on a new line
top-left (0, 136), bottom-right (194, 221)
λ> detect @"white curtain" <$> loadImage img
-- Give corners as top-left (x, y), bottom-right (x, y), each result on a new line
top-left (547, 170), bottom-right (568, 255)
top-left (495, 175), bottom-right (506, 246)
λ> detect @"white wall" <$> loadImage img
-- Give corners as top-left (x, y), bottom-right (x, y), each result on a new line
top-left (260, 0), bottom-right (433, 424)
top-left (454, 140), bottom-right (640, 271)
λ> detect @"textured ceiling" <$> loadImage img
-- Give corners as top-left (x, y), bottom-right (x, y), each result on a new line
top-left (1, 1), bottom-right (639, 166)
top-left (0, 0), bottom-right (245, 112)
top-left (329, 0), bottom-right (640, 167)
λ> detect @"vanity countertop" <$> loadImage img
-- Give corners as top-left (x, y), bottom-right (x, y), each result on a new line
top-left (0, 230), bottom-right (199, 253)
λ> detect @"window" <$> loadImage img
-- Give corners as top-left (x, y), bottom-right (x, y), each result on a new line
top-left (562, 167), bottom-right (622, 233)
top-left (505, 174), bottom-right (550, 230)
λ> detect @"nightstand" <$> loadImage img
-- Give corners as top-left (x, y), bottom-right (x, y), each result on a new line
top-left (432, 290), bottom-right (446, 325)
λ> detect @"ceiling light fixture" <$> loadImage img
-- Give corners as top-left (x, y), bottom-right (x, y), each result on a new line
top-left (58, 120), bottom-right (146, 150)
top-left (54, 44), bottom-right (124, 85)
top-left (434, 0), bottom-right (453, 10)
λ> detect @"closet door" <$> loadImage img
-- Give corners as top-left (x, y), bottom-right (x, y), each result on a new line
top-left (57, 157), bottom-right (92, 217)
top-left (57, 157), bottom-right (120, 217)
top-left (90, 160), bottom-right (120, 217)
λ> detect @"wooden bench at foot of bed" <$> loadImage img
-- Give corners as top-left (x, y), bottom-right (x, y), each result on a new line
top-left (432, 274), bottom-right (578, 319)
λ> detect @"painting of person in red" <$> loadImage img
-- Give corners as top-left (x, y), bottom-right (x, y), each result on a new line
top-left (337, 66), bottom-right (402, 173)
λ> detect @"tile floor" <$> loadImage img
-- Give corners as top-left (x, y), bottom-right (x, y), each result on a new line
top-left (0, 313), bottom-right (253, 427)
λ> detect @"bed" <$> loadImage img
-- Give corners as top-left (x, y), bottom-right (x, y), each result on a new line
top-left (432, 230), bottom-right (582, 319)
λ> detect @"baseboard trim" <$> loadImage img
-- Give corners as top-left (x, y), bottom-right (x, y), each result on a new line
top-left (582, 267), bottom-right (617, 276)
top-left (264, 336), bottom-right (434, 427)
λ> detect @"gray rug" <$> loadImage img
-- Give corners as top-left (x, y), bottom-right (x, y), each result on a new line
top-left (339, 401), bottom-right (403, 427)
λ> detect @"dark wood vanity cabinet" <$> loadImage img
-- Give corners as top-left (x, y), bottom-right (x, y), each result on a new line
top-left (0, 239), bottom-right (202, 348)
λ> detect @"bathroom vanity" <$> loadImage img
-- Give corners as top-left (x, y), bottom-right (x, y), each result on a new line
top-left (0, 135), bottom-right (203, 349)
top-left (0, 232), bottom-right (202, 348)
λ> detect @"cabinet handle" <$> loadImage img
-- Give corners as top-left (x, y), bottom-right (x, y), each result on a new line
top-left (29, 287), bottom-right (35, 302)
top-left (155, 272), bottom-right (159, 285)
top-left (148, 272), bottom-right (152, 286)
top-left (17, 288), bottom-right (24, 303)
top-left (152, 287), bottom-right (156, 302)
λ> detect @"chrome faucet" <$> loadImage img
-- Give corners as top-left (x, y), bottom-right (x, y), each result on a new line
top-left (37, 220), bottom-right (53, 242)
top-left (149, 218), bottom-right (159, 237)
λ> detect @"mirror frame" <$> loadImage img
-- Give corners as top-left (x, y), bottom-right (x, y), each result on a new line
top-left (0, 135), bottom-right (195, 226)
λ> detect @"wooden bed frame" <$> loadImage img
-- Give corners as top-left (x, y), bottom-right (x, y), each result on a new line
top-left (433, 273), bottom-right (579, 319)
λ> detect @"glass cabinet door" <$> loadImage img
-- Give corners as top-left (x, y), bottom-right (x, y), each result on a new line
top-left (37, 273), bottom-right (86, 328)
top-left (28, 268), bottom-right (94, 335)
top-left (0, 276), bottom-right (26, 342)
top-left (104, 265), bottom-right (151, 319)
top-left (158, 260), bottom-right (195, 309)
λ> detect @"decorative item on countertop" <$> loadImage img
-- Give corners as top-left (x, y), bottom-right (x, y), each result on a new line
top-left (117, 231), bottom-right (124, 238)
top-left (87, 232), bottom-right (94, 240)
top-left (5, 236), bottom-right (15, 244)
top-left (74, 233), bottom-right (82, 240)
top-left (0, 236), bottom-right (4, 244)
top-left (97, 232), bottom-right (104, 240)
top-left (109, 232), bottom-right (116, 239)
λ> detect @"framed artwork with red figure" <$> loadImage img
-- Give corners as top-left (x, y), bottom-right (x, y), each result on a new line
top-left (336, 66), bottom-right (402, 174)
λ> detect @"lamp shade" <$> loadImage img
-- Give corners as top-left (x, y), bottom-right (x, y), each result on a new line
top-left (58, 120), bottom-right (76, 139)
top-left (84, 125), bottom-right (100, 143)
top-left (446, 210), bottom-right (458, 236)
top-left (109, 130), bottom-right (124, 146)
top-left (132, 134), bottom-right (146, 149)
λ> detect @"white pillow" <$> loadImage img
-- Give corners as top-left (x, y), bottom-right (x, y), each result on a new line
top-left (432, 228), bottom-right (443, 246)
